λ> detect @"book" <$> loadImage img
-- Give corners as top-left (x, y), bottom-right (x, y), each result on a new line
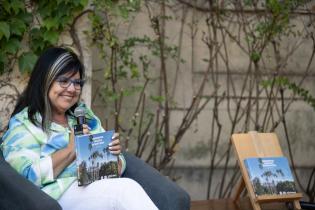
top-left (74, 130), bottom-right (119, 186)
top-left (244, 156), bottom-right (297, 196)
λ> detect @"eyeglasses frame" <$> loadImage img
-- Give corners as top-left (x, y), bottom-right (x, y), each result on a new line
top-left (55, 76), bottom-right (85, 90)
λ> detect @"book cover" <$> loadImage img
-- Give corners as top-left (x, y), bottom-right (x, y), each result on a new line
top-left (74, 130), bottom-right (119, 186)
top-left (244, 157), bottom-right (296, 196)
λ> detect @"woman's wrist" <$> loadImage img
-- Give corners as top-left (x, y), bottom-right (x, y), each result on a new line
top-left (65, 146), bottom-right (76, 161)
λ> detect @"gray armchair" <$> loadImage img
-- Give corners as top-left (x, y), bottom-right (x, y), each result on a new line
top-left (122, 152), bottom-right (190, 210)
top-left (0, 150), bottom-right (61, 210)
top-left (0, 149), bottom-right (190, 210)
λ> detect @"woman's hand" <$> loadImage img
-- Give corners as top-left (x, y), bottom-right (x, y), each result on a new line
top-left (109, 133), bottom-right (123, 175)
top-left (52, 125), bottom-right (90, 179)
top-left (65, 125), bottom-right (89, 160)
top-left (82, 124), bottom-right (90, 134)
top-left (67, 125), bottom-right (89, 154)
top-left (109, 133), bottom-right (121, 155)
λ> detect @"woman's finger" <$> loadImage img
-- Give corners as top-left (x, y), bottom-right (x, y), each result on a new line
top-left (110, 139), bottom-right (120, 146)
top-left (112, 133), bottom-right (119, 140)
top-left (109, 133), bottom-right (122, 155)
top-left (68, 129), bottom-right (75, 148)
top-left (82, 124), bottom-right (90, 134)
top-left (109, 144), bottom-right (121, 151)
top-left (110, 148), bottom-right (121, 155)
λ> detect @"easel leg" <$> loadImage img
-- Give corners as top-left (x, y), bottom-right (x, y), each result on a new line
top-left (251, 202), bottom-right (262, 210)
top-left (293, 200), bottom-right (301, 210)
top-left (232, 178), bottom-right (245, 203)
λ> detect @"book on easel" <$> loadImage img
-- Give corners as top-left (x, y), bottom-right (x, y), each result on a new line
top-left (244, 156), bottom-right (297, 197)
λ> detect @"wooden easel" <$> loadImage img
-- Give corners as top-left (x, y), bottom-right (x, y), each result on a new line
top-left (231, 131), bottom-right (303, 210)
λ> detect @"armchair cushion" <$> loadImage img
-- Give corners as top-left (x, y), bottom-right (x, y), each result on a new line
top-left (122, 152), bottom-right (191, 210)
top-left (0, 150), bottom-right (62, 210)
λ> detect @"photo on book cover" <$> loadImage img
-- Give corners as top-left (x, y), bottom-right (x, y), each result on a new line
top-left (75, 130), bottom-right (119, 186)
top-left (244, 157), bottom-right (296, 196)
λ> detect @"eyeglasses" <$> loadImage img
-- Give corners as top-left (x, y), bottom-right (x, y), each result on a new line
top-left (56, 76), bottom-right (85, 90)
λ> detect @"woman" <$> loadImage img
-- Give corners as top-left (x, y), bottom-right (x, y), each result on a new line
top-left (1, 47), bottom-right (158, 210)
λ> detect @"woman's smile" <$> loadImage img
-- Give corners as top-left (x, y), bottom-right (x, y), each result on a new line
top-left (60, 94), bottom-right (75, 100)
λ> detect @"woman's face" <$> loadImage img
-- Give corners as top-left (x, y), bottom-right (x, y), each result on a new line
top-left (48, 71), bottom-right (82, 115)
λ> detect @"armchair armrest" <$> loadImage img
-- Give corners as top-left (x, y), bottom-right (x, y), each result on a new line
top-left (122, 152), bottom-right (190, 210)
top-left (0, 151), bottom-right (61, 210)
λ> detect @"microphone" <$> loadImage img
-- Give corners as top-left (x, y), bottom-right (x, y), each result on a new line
top-left (74, 107), bottom-right (86, 135)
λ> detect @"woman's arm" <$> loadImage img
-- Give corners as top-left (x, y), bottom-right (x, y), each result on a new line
top-left (51, 130), bottom-right (76, 179)
top-left (51, 124), bottom-right (91, 178)
top-left (1, 118), bottom-right (55, 186)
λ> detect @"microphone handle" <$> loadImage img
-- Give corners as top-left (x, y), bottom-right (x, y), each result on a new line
top-left (74, 124), bottom-right (84, 135)
top-left (77, 116), bottom-right (86, 125)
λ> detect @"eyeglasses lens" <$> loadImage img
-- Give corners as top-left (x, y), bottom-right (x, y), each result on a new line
top-left (57, 77), bottom-right (84, 90)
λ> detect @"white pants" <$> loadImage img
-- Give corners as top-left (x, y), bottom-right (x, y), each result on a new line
top-left (58, 178), bottom-right (159, 210)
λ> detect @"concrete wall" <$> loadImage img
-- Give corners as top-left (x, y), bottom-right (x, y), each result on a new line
top-left (92, 3), bottom-right (315, 200)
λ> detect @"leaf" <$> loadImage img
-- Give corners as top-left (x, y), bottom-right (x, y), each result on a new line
top-left (19, 52), bottom-right (38, 73)
top-left (56, 0), bottom-right (64, 5)
top-left (0, 22), bottom-right (11, 40)
top-left (244, 0), bottom-right (253, 6)
top-left (43, 30), bottom-right (59, 44)
top-left (117, 68), bottom-right (128, 78)
top-left (118, 6), bottom-right (130, 19)
top-left (2, 1), bottom-right (11, 13)
top-left (10, 18), bottom-right (27, 36)
top-left (29, 28), bottom-right (46, 53)
top-left (250, 51), bottom-right (261, 63)
top-left (11, 0), bottom-right (25, 14)
top-left (130, 64), bottom-right (139, 78)
top-left (79, 0), bottom-right (89, 7)
top-left (30, 27), bottom-right (41, 38)
top-left (0, 52), bottom-right (5, 63)
top-left (104, 67), bottom-right (112, 80)
top-left (43, 18), bottom-right (59, 30)
top-left (59, 15), bottom-right (71, 28)
top-left (18, 12), bottom-right (33, 24)
top-left (150, 95), bottom-right (165, 103)
top-left (4, 38), bottom-right (21, 54)
top-left (0, 51), bottom-right (5, 73)
top-left (38, 3), bottom-right (54, 19)
top-left (260, 80), bottom-right (272, 88)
